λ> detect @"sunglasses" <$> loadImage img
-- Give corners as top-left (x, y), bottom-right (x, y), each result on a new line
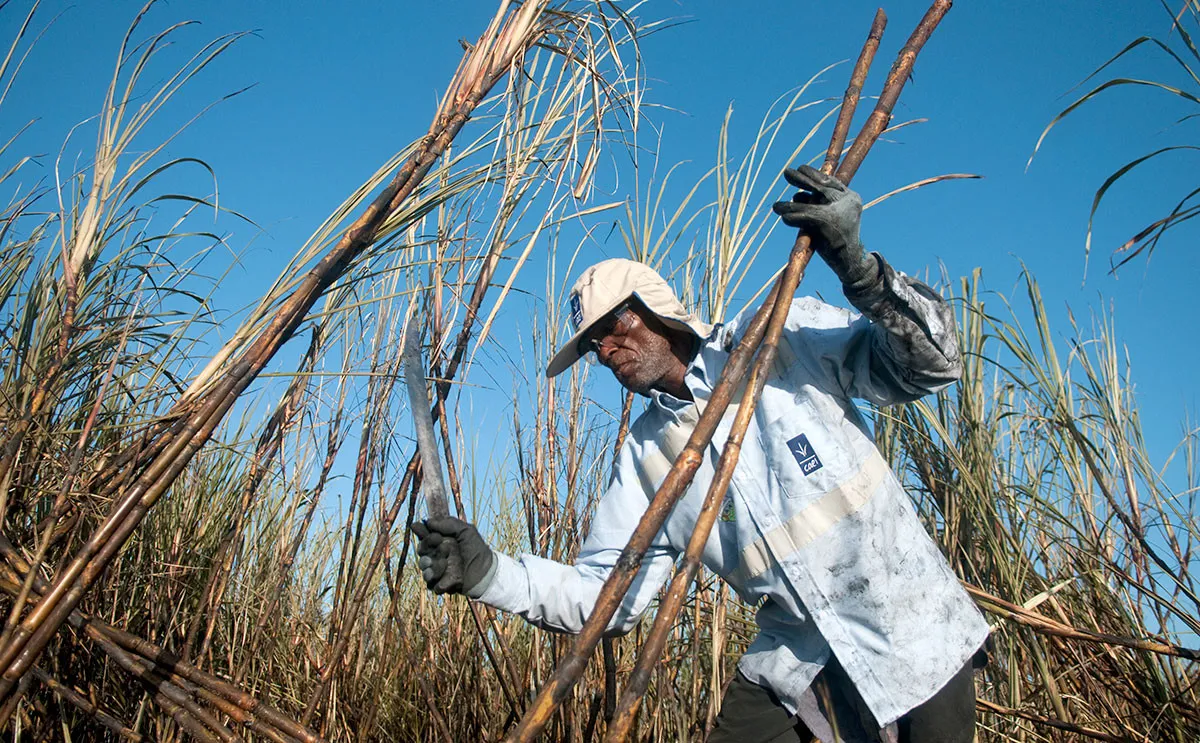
top-left (577, 300), bottom-right (636, 364)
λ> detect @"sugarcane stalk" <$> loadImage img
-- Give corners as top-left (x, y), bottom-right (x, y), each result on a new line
top-left (822, 9), bottom-right (887, 174)
top-left (86, 415), bottom-right (189, 504)
top-left (324, 341), bottom-right (398, 673)
top-left (0, 370), bottom-right (246, 705)
top-left (505, 4), bottom-right (954, 741)
top-left (0, 0), bottom-right (554, 712)
top-left (503, 242), bottom-right (781, 743)
top-left (0, 316), bottom-right (123, 650)
top-left (28, 667), bottom-right (144, 742)
top-left (150, 688), bottom-right (224, 743)
top-left (420, 674), bottom-right (457, 743)
top-left (183, 327), bottom-right (319, 665)
top-left (966, 584), bottom-right (1200, 662)
top-left (0, 545), bottom-right (221, 739)
top-left (93, 621), bottom-right (321, 743)
top-left (160, 666), bottom-right (299, 743)
top-left (96, 632), bottom-right (239, 743)
top-left (602, 11), bottom-right (900, 739)
top-left (602, 391), bottom-right (635, 723)
top-left (239, 388), bottom-right (344, 682)
top-left (300, 200), bottom-right (531, 725)
top-left (0, 672), bottom-right (32, 736)
top-left (603, 250), bottom-right (811, 740)
top-left (836, 1), bottom-right (952, 183)
top-left (603, 240), bottom-right (820, 741)
top-left (975, 698), bottom-right (1135, 743)
top-left (300, 459), bottom-right (419, 725)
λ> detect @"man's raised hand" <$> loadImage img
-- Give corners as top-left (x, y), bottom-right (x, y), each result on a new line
top-left (772, 164), bottom-right (879, 291)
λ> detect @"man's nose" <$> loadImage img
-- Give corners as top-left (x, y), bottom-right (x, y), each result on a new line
top-left (595, 337), bottom-right (619, 367)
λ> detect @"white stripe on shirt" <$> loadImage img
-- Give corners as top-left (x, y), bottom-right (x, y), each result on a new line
top-left (740, 451), bottom-right (890, 579)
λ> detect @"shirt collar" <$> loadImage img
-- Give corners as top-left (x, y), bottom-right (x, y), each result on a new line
top-left (648, 324), bottom-right (722, 415)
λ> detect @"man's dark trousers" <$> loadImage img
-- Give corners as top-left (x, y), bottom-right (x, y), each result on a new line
top-left (708, 656), bottom-right (977, 743)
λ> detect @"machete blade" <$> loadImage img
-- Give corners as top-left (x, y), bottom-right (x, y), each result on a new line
top-left (403, 316), bottom-right (450, 520)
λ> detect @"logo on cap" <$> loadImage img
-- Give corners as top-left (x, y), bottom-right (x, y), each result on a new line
top-left (569, 293), bottom-right (584, 331)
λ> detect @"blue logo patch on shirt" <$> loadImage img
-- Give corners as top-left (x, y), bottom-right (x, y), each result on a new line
top-left (787, 433), bottom-right (823, 476)
top-left (569, 293), bottom-right (584, 331)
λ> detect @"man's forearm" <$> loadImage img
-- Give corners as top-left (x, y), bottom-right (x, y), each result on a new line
top-left (844, 253), bottom-right (962, 400)
top-left (475, 549), bottom-right (673, 636)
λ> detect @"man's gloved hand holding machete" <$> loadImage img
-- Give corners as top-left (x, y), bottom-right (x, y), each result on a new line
top-left (404, 305), bottom-right (496, 600)
top-left (772, 164), bottom-right (881, 294)
top-left (413, 517), bottom-right (496, 597)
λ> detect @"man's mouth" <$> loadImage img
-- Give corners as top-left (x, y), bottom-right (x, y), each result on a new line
top-left (609, 357), bottom-right (638, 385)
top-left (605, 348), bottom-right (633, 373)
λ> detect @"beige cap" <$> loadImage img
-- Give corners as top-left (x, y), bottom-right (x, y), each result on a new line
top-left (546, 258), bottom-right (713, 378)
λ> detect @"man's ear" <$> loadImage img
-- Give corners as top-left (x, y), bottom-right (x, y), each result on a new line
top-left (669, 327), bottom-right (698, 363)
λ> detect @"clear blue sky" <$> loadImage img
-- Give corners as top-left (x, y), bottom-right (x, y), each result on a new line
top-left (3, 1), bottom-right (1196, 468)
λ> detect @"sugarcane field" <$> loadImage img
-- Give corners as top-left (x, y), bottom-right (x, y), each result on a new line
top-left (1, 0), bottom-right (1198, 740)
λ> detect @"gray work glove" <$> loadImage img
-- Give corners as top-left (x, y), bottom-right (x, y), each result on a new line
top-left (412, 517), bottom-right (496, 597)
top-left (771, 165), bottom-right (881, 292)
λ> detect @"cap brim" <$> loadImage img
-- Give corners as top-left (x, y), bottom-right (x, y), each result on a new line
top-left (545, 328), bottom-right (588, 378)
top-left (545, 293), bottom-right (632, 378)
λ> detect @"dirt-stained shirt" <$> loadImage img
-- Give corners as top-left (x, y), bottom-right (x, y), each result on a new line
top-left (476, 257), bottom-right (990, 727)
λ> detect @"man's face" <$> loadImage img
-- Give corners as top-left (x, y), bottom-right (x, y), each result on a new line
top-left (581, 301), bottom-right (685, 397)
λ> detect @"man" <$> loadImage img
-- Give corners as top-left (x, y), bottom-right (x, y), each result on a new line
top-left (413, 165), bottom-right (989, 742)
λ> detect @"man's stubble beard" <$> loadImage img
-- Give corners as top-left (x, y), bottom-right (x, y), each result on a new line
top-left (616, 335), bottom-right (679, 398)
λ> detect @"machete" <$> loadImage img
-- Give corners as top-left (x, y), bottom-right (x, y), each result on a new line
top-left (403, 314), bottom-right (450, 520)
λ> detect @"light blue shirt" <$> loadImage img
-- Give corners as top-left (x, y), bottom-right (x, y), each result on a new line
top-left (477, 262), bottom-right (990, 726)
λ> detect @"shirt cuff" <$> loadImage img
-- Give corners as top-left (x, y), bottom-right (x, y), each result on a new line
top-left (473, 551), bottom-right (529, 612)
top-left (466, 551), bottom-right (500, 599)
top-left (841, 252), bottom-right (890, 315)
